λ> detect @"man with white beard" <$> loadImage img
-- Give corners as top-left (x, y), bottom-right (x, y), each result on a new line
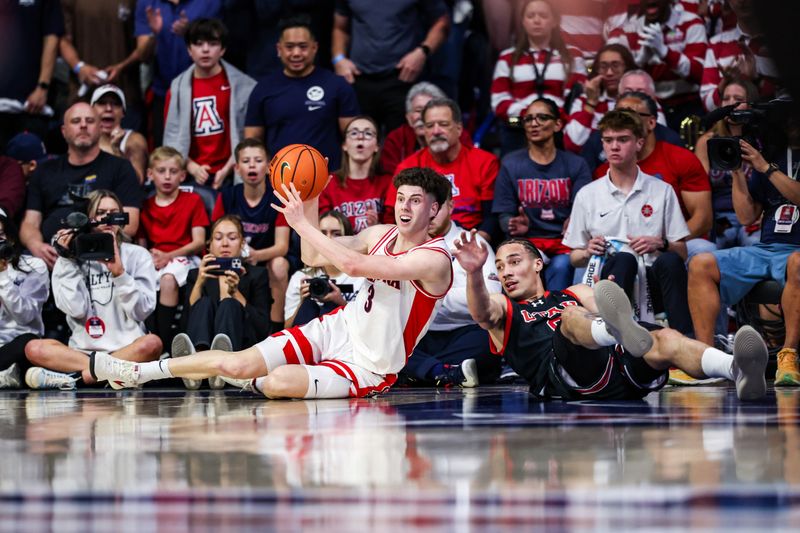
top-left (384, 98), bottom-right (500, 243)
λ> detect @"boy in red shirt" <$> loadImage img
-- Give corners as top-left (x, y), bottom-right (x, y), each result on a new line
top-left (140, 147), bottom-right (209, 349)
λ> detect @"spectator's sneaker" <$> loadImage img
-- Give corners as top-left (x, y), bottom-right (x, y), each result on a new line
top-left (25, 367), bottom-right (79, 391)
top-left (0, 363), bottom-right (21, 389)
top-left (732, 326), bottom-right (768, 401)
top-left (593, 280), bottom-right (653, 358)
top-left (434, 359), bottom-right (479, 388)
top-left (172, 333), bottom-right (201, 390)
top-left (221, 376), bottom-right (256, 392)
top-left (89, 352), bottom-right (140, 389)
top-left (668, 368), bottom-right (725, 386)
top-left (208, 334), bottom-right (233, 390)
top-left (775, 348), bottom-right (800, 387)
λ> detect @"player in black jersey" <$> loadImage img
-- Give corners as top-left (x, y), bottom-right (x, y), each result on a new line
top-left (454, 234), bottom-right (769, 401)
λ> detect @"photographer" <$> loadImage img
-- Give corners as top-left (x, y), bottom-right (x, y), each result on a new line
top-left (0, 211), bottom-right (49, 389)
top-left (694, 78), bottom-right (761, 248)
top-left (176, 215), bottom-right (270, 389)
top-left (24, 190), bottom-right (162, 390)
top-left (689, 120), bottom-right (800, 387)
top-left (284, 211), bottom-right (363, 328)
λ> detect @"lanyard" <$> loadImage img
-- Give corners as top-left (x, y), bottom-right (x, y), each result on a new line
top-left (529, 49), bottom-right (553, 98)
top-left (82, 260), bottom-right (114, 315)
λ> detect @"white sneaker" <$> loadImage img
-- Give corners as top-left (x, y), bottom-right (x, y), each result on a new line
top-left (208, 333), bottom-right (233, 390)
top-left (171, 333), bottom-right (201, 390)
top-left (461, 359), bottom-right (479, 388)
top-left (732, 326), bottom-right (768, 401)
top-left (0, 363), bottom-right (21, 388)
top-left (25, 367), bottom-right (78, 390)
top-left (221, 376), bottom-right (256, 392)
top-left (89, 352), bottom-right (140, 389)
top-left (593, 280), bottom-right (654, 358)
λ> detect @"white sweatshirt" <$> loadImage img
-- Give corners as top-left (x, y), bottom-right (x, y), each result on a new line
top-left (0, 256), bottom-right (49, 346)
top-left (52, 243), bottom-right (157, 353)
top-left (429, 222), bottom-right (503, 331)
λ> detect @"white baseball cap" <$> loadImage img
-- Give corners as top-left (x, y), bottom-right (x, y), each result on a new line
top-left (90, 84), bottom-right (127, 112)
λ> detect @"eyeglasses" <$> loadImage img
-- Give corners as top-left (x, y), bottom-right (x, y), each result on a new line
top-left (346, 129), bottom-right (377, 140)
top-left (522, 113), bottom-right (557, 124)
top-left (596, 61), bottom-right (625, 73)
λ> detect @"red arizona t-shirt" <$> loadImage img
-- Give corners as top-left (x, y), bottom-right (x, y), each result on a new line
top-left (140, 191), bottom-right (210, 252)
top-left (594, 140), bottom-right (711, 219)
top-left (387, 145), bottom-right (499, 230)
top-left (318, 174), bottom-right (392, 233)
top-left (184, 69), bottom-right (232, 174)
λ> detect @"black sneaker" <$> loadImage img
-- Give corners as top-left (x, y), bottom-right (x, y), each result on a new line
top-left (434, 359), bottom-right (479, 388)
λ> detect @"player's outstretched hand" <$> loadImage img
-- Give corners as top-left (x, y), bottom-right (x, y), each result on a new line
top-left (453, 229), bottom-right (488, 273)
top-left (271, 183), bottom-right (307, 229)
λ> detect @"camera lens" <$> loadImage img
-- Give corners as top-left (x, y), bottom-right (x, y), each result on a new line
top-left (308, 277), bottom-right (331, 299)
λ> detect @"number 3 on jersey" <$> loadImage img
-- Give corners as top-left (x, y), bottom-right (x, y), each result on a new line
top-left (364, 285), bottom-right (375, 312)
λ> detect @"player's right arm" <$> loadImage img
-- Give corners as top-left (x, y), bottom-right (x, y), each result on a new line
top-left (453, 230), bottom-right (508, 343)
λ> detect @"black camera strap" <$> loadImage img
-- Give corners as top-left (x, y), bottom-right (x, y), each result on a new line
top-left (80, 259), bottom-right (114, 315)
top-left (529, 49), bottom-right (553, 98)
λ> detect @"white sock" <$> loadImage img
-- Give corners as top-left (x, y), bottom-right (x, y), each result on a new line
top-left (138, 359), bottom-right (174, 383)
top-left (254, 377), bottom-right (266, 395)
top-left (591, 319), bottom-right (618, 346)
top-left (700, 347), bottom-right (734, 380)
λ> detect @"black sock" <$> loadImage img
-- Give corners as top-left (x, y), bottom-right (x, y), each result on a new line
top-left (270, 321), bottom-right (284, 334)
top-left (156, 304), bottom-right (177, 351)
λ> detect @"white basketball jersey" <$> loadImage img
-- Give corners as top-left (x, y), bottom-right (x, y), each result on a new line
top-left (341, 227), bottom-right (452, 375)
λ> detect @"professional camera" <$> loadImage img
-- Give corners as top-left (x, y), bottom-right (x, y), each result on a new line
top-left (56, 211), bottom-right (129, 261)
top-left (308, 275), bottom-right (355, 300)
top-left (705, 98), bottom-right (793, 171)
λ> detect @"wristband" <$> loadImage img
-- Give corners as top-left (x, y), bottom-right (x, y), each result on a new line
top-left (73, 61), bottom-right (85, 74)
top-left (332, 53), bottom-right (346, 66)
top-left (658, 238), bottom-right (669, 252)
top-left (419, 44), bottom-right (431, 57)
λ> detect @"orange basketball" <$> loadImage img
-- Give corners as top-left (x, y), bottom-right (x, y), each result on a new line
top-left (269, 144), bottom-right (329, 200)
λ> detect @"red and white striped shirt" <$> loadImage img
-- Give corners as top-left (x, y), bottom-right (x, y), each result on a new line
top-left (608, 7), bottom-right (708, 101)
top-left (491, 46), bottom-right (587, 119)
top-left (559, 0), bottom-right (629, 59)
top-left (342, 227), bottom-right (452, 375)
top-left (700, 26), bottom-right (780, 111)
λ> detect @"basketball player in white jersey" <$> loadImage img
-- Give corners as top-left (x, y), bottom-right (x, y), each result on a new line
top-left (91, 167), bottom-right (454, 399)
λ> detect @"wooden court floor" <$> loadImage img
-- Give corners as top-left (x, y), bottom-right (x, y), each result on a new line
top-left (1, 384), bottom-right (799, 531)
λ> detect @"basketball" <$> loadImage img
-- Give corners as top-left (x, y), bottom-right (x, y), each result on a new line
top-left (269, 144), bottom-right (329, 200)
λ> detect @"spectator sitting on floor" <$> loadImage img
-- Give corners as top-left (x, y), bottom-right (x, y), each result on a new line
top-left (379, 82), bottom-right (472, 176)
top-left (20, 102), bottom-right (143, 269)
top-left (319, 116), bottom-right (392, 234)
top-left (164, 18), bottom-right (256, 189)
top-left (212, 138), bottom-right (289, 335)
top-left (694, 77), bottom-right (761, 248)
top-left (563, 109), bottom-right (693, 337)
top-left (24, 190), bottom-right (162, 390)
top-left (493, 97), bottom-right (591, 291)
top-left (385, 98), bottom-right (500, 244)
top-left (284, 211), bottom-right (363, 329)
top-left (688, 124), bottom-right (800, 387)
top-left (176, 214), bottom-right (271, 390)
top-left (399, 187), bottom-right (503, 388)
top-left (0, 210), bottom-right (50, 389)
top-left (91, 85), bottom-right (148, 184)
top-left (139, 147), bottom-right (209, 351)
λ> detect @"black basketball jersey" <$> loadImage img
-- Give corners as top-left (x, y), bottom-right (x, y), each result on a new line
top-left (495, 290), bottom-right (581, 395)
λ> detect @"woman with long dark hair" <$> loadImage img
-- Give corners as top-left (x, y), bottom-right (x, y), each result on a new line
top-left (490, 0), bottom-right (587, 154)
top-left (0, 211), bottom-right (49, 388)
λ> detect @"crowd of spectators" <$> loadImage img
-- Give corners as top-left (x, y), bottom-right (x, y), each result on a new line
top-left (0, 0), bottom-right (798, 392)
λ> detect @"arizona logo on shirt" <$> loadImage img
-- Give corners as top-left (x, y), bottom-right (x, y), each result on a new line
top-left (193, 96), bottom-right (225, 136)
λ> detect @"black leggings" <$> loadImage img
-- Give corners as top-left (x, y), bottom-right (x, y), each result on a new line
top-left (0, 333), bottom-right (38, 373)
